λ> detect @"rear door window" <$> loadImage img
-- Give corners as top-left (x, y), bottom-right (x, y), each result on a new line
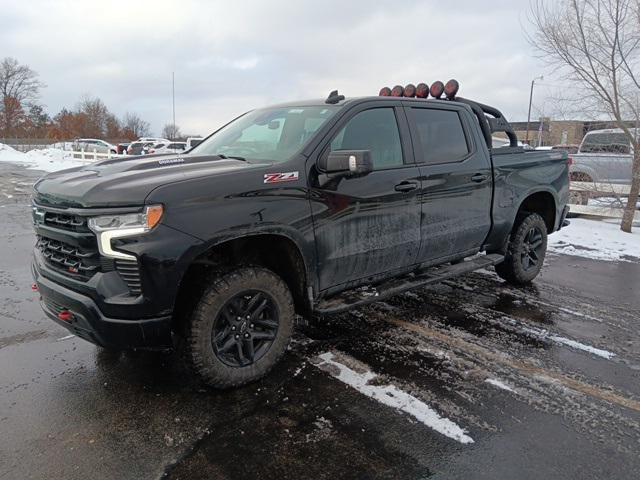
top-left (409, 108), bottom-right (470, 164)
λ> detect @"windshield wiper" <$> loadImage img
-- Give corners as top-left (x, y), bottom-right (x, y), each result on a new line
top-left (216, 153), bottom-right (247, 162)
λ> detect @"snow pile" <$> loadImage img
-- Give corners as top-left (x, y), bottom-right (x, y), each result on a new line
top-left (0, 143), bottom-right (90, 172)
top-left (549, 218), bottom-right (640, 262)
top-left (0, 143), bottom-right (25, 163)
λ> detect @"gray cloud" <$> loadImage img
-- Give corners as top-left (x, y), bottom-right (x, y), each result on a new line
top-left (1, 0), bottom-right (549, 136)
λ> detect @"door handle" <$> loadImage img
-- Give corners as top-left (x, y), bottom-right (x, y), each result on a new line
top-left (471, 173), bottom-right (489, 183)
top-left (394, 181), bottom-right (418, 192)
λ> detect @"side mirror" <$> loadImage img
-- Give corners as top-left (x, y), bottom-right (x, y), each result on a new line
top-left (318, 150), bottom-right (373, 177)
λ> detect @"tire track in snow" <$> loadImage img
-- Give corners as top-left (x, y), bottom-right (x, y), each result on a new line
top-left (384, 316), bottom-right (640, 413)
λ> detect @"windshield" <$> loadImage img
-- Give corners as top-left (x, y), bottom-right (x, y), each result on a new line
top-left (189, 106), bottom-right (339, 163)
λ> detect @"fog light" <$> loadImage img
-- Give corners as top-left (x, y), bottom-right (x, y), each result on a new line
top-left (58, 310), bottom-right (73, 322)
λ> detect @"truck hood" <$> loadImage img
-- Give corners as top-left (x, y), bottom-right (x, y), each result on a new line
top-left (33, 154), bottom-right (263, 208)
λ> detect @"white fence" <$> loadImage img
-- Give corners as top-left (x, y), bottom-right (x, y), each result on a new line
top-left (69, 149), bottom-right (127, 163)
top-left (569, 181), bottom-right (639, 220)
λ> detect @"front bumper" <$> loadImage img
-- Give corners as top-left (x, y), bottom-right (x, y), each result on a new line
top-left (33, 261), bottom-right (173, 350)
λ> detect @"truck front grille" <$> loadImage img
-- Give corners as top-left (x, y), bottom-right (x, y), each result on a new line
top-left (34, 203), bottom-right (142, 296)
top-left (37, 236), bottom-right (100, 280)
top-left (44, 212), bottom-right (91, 233)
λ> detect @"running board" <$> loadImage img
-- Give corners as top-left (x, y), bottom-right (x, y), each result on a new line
top-left (315, 254), bottom-right (504, 315)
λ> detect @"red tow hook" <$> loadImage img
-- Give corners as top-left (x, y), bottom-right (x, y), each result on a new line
top-left (58, 310), bottom-right (73, 322)
top-left (31, 283), bottom-right (39, 292)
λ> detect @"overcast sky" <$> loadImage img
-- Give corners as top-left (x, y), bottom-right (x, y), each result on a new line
top-left (1, 0), bottom-right (558, 136)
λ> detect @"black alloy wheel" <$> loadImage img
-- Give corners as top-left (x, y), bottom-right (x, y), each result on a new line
top-left (495, 212), bottom-right (548, 285)
top-left (212, 290), bottom-right (279, 367)
top-left (521, 226), bottom-right (544, 272)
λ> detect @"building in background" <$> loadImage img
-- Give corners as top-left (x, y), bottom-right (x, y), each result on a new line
top-left (500, 120), bottom-right (637, 148)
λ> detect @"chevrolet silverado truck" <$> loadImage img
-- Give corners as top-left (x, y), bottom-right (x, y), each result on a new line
top-left (31, 80), bottom-right (570, 388)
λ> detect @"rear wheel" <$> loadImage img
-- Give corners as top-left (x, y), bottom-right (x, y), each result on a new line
top-left (495, 213), bottom-right (548, 285)
top-left (184, 267), bottom-right (294, 388)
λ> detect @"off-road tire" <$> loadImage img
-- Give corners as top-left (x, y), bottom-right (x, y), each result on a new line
top-left (184, 267), bottom-right (294, 388)
top-left (495, 213), bottom-right (548, 285)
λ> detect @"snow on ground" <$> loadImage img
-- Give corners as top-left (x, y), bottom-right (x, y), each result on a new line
top-left (313, 351), bottom-right (475, 444)
top-left (549, 217), bottom-right (640, 262)
top-left (0, 143), bottom-right (89, 172)
top-left (485, 378), bottom-right (516, 393)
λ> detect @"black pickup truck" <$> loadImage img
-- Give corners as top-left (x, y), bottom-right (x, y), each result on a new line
top-left (31, 81), bottom-right (570, 387)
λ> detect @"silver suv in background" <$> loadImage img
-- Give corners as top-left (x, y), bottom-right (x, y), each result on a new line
top-left (149, 142), bottom-right (187, 154)
top-left (570, 128), bottom-right (636, 184)
top-left (73, 138), bottom-right (117, 154)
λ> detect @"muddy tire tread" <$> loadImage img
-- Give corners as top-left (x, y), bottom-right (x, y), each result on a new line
top-left (183, 267), bottom-right (294, 388)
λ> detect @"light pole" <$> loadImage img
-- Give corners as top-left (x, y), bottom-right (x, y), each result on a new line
top-left (525, 75), bottom-right (544, 146)
top-left (172, 72), bottom-right (176, 140)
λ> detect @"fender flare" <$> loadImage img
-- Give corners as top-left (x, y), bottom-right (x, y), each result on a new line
top-left (175, 223), bottom-right (318, 294)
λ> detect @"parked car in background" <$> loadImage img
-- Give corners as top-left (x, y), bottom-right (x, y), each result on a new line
top-left (127, 141), bottom-right (156, 155)
top-left (138, 137), bottom-right (169, 144)
top-left (186, 137), bottom-right (204, 149)
top-left (552, 144), bottom-right (579, 155)
top-left (569, 128), bottom-right (636, 184)
top-left (492, 136), bottom-right (534, 150)
top-left (148, 142), bottom-right (187, 154)
top-left (117, 143), bottom-right (131, 155)
top-left (73, 138), bottom-right (117, 154)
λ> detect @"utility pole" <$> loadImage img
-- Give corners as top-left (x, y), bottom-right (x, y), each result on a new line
top-left (525, 75), bottom-right (543, 146)
top-left (172, 72), bottom-right (176, 140)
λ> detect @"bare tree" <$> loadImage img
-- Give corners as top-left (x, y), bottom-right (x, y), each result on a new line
top-left (0, 57), bottom-right (45, 137)
top-left (77, 96), bottom-right (111, 138)
top-left (122, 112), bottom-right (150, 140)
top-left (528, 0), bottom-right (640, 232)
top-left (161, 123), bottom-right (181, 140)
top-left (0, 57), bottom-right (45, 103)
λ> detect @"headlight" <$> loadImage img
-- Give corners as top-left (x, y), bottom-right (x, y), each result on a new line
top-left (88, 205), bottom-right (163, 260)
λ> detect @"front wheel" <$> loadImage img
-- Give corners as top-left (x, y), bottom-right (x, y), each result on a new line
top-left (184, 267), bottom-right (294, 388)
top-left (495, 213), bottom-right (548, 285)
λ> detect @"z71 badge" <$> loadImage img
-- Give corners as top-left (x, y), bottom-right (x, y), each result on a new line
top-left (263, 171), bottom-right (299, 184)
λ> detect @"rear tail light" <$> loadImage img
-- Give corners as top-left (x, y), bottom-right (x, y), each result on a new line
top-left (391, 85), bottom-right (404, 97)
top-left (31, 283), bottom-right (38, 291)
top-left (379, 87), bottom-right (392, 96)
top-left (58, 310), bottom-right (73, 322)
top-left (567, 156), bottom-right (573, 166)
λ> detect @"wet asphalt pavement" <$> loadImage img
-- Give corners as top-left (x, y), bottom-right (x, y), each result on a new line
top-left (1, 163), bottom-right (639, 479)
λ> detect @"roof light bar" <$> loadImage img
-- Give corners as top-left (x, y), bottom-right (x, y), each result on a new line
top-left (430, 81), bottom-right (445, 99)
top-left (444, 79), bottom-right (459, 99)
top-left (377, 79), bottom-right (460, 100)
top-left (403, 84), bottom-right (416, 97)
top-left (415, 83), bottom-right (429, 98)
top-left (390, 85), bottom-right (404, 97)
